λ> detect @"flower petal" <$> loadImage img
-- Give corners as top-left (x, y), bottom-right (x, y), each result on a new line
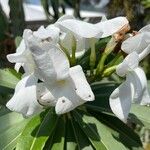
top-left (121, 32), bottom-right (150, 54)
top-left (47, 76), bottom-right (86, 114)
top-left (60, 32), bottom-right (86, 56)
top-left (129, 67), bottom-right (150, 104)
top-left (95, 16), bottom-right (129, 38)
top-left (55, 19), bottom-right (103, 38)
top-left (46, 25), bottom-right (60, 43)
top-left (139, 24), bottom-right (150, 33)
top-left (33, 25), bottom-right (60, 43)
top-left (56, 14), bottom-right (75, 22)
top-left (26, 33), bottom-right (70, 82)
top-left (140, 88), bottom-right (150, 105)
top-left (139, 44), bottom-right (150, 61)
top-left (109, 74), bottom-right (134, 122)
top-left (14, 63), bottom-right (23, 72)
top-left (7, 40), bottom-right (26, 63)
top-left (116, 52), bottom-right (139, 77)
top-left (69, 65), bottom-right (95, 101)
top-left (36, 83), bottom-right (57, 106)
top-left (55, 96), bottom-right (77, 114)
top-left (6, 75), bottom-right (43, 117)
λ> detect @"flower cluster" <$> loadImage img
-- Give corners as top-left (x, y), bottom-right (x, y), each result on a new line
top-left (110, 24), bottom-right (150, 122)
top-left (8, 14), bottom-right (149, 122)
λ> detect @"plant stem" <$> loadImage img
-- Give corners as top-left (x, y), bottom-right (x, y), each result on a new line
top-left (96, 37), bottom-right (117, 77)
top-left (102, 65), bottom-right (117, 77)
top-left (89, 38), bottom-right (96, 75)
top-left (71, 35), bottom-right (77, 66)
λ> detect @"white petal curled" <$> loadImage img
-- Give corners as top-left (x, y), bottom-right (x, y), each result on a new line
top-left (6, 75), bottom-right (43, 117)
top-left (95, 16), bottom-right (129, 38)
top-left (55, 19), bottom-right (103, 38)
top-left (56, 14), bottom-right (75, 22)
top-left (69, 65), bottom-right (95, 101)
top-left (7, 40), bottom-right (26, 63)
top-left (121, 33), bottom-right (150, 54)
top-left (33, 25), bottom-right (60, 43)
top-left (55, 96), bottom-right (77, 115)
top-left (27, 34), bottom-right (70, 83)
top-left (129, 67), bottom-right (150, 104)
top-left (60, 32), bottom-right (86, 57)
top-left (116, 52), bottom-right (139, 77)
top-left (139, 24), bottom-right (150, 33)
top-left (36, 83), bottom-right (57, 106)
top-left (121, 24), bottom-right (150, 54)
top-left (54, 66), bottom-right (94, 115)
top-left (109, 73), bottom-right (134, 122)
top-left (110, 67), bottom-right (150, 122)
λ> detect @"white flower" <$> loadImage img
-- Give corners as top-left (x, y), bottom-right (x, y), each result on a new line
top-left (110, 66), bottom-right (150, 122)
top-left (121, 24), bottom-right (150, 60)
top-left (6, 74), bottom-right (44, 117)
top-left (55, 15), bottom-right (129, 57)
top-left (26, 32), bottom-right (95, 114)
top-left (6, 26), bottom-right (95, 117)
top-left (109, 25), bottom-right (150, 122)
top-left (7, 25), bottom-right (60, 75)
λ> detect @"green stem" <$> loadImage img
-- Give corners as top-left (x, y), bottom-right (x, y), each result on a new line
top-left (96, 53), bottom-right (107, 76)
top-left (102, 65), bottom-right (117, 77)
top-left (71, 35), bottom-right (77, 66)
top-left (59, 42), bottom-right (71, 62)
top-left (105, 51), bottom-right (122, 68)
top-left (96, 37), bottom-right (117, 77)
top-left (89, 38), bottom-right (96, 75)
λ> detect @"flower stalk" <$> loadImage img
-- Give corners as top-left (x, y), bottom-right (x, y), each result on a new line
top-left (71, 35), bottom-right (77, 66)
top-left (96, 37), bottom-right (117, 77)
top-left (89, 38), bottom-right (96, 75)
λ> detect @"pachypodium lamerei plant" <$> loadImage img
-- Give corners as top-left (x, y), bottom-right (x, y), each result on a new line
top-left (3, 15), bottom-right (150, 149)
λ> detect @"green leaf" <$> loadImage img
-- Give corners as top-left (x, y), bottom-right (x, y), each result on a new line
top-left (0, 68), bottom-right (21, 89)
top-left (64, 118), bottom-right (77, 150)
top-left (0, 107), bottom-right (30, 150)
top-left (50, 117), bottom-right (65, 150)
top-left (90, 110), bottom-right (143, 150)
top-left (73, 110), bottom-right (135, 150)
top-left (16, 109), bottom-right (58, 150)
top-left (130, 104), bottom-right (150, 128)
top-left (73, 110), bottom-right (107, 150)
top-left (0, 86), bottom-right (13, 105)
top-left (70, 117), bottom-right (94, 150)
top-left (87, 82), bottom-right (118, 113)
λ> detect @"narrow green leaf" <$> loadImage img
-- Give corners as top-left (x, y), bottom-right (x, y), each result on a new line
top-left (74, 110), bottom-right (132, 150)
top-left (0, 68), bottom-right (21, 89)
top-left (50, 116), bottom-right (65, 150)
top-left (0, 107), bottom-right (30, 150)
top-left (64, 117), bottom-right (77, 150)
top-left (90, 110), bottom-right (143, 150)
top-left (130, 104), bottom-right (150, 128)
top-left (70, 116), bottom-right (94, 150)
top-left (16, 109), bottom-right (58, 150)
top-left (87, 82), bottom-right (118, 113)
top-left (73, 110), bottom-right (107, 150)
